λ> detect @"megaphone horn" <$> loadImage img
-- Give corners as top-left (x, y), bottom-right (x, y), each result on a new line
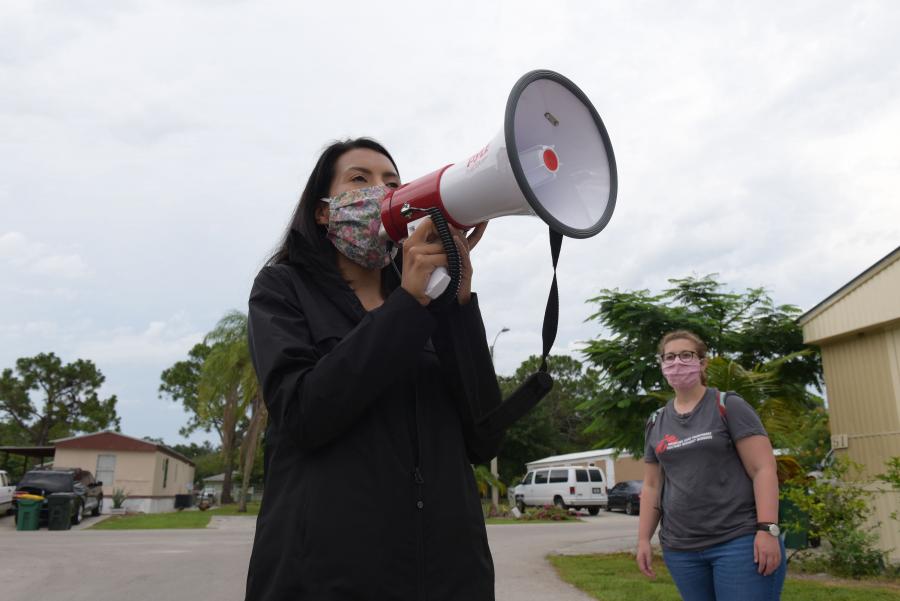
top-left (381, 69), bottom-right (617, 298)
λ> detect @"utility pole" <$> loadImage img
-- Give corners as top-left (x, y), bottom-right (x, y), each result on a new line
top-left (489, 327), bottom-right (510, 510)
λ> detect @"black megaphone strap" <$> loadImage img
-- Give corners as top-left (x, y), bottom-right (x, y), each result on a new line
top-left (541, 228), bottom-right (563, 372)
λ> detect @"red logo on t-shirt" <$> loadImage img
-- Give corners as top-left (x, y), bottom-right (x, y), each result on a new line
top-left (656, 434), bottom-right (678, 455)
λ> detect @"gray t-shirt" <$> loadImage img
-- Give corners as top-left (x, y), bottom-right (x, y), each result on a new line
top-left (644, 387), bottom-right (768, 551)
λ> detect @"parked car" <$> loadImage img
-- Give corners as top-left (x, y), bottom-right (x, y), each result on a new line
top-left (12, 468), bottom-right (104, 525)
top-left (606, 480), bottom-right (642, 515)
top-left (513, 466), bottom-right (607, 515)
top-left (0, 470), bottom-right (14, 515)
top-left (197, 489), bottom-right (217, 508)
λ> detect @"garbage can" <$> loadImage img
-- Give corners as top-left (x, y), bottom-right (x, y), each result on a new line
top-left (779, 498), bottom-right (809, 549)
top-left (16, 497), bottom-right (43, 531)
top-left (174, 494), bottom-right (192, 510)
top-left (48, 493), bottom-right (77, 530)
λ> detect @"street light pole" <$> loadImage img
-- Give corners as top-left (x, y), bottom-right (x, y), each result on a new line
top-left (489, 327), bottom-right (510, 360)
top-left (489, 327), bottom-right (510, 510)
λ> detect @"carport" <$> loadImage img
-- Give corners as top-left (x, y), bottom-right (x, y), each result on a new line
top-left (0, 446), bottom-right (56, 481)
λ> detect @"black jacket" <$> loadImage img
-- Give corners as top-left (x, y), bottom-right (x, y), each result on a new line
top-left (244, 234), bottom-right (505, 601)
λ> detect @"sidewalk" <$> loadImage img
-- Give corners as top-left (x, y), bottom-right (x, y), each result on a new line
top-left (1, 508), bottom-right (646, 601)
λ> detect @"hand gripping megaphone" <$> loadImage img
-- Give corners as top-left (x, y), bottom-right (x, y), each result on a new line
top-left (380, 69), bottom-right (617, 301)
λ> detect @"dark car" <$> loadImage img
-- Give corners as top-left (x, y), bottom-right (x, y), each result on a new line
top-left (606, 480), bottom-right (642, 515)
top-left (13, 468), bottom-right (104, 525)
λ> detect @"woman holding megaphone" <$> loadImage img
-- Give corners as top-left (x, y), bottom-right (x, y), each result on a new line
top-left (244, 138), bottom-right (503, 601)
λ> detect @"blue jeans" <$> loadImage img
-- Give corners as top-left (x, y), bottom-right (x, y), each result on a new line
top-left (663, 534), bottom-right (786, 601)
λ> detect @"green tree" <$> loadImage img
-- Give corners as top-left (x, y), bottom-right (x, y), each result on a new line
top-left (160, 311), bottom-right (263, 510)
top-left (169, 440), bottom-right (218, 460)
top-left (159, 343), bottom-right (213, 437)
top-left (580, 275), bottom-right (824, 455)
top-left (0, 352), bottom-right (120, 446)
top-left (191, 450), bottom-right (226, 485)
top-left (497, 354), bottom-right (598, 483)
top-left (0, 419), bottom-right (34, 481)
top-left (768, 403), bottom-right (831, 473)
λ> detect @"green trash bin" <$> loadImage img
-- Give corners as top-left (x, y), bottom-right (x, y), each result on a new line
top-left (48, 493), bottom-right (76, 531)
top-left (779, 498), bottom-right (809, 549)
top-left (16, 498), bottom-right (42, 531)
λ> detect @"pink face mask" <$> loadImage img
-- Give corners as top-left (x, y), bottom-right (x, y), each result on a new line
top-left (661, 359), bottom-right (703, 390)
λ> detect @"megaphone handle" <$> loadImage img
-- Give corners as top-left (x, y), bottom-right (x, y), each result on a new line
top-left (425, 266), bottom-right (451, 299)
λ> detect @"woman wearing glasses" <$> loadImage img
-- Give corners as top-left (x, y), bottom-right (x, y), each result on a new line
top-left (636, 330), bottom-right (786, 601)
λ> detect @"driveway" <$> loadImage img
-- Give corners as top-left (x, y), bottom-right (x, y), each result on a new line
top-left (492, 512), bottom-right (654, 601)
top-left (0, 513), bottom-right (254, 601)
top-left (0, 511), bottom-right (649, 601)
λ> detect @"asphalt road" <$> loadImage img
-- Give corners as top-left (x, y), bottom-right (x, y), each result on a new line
top-left (0, 511), bottom-right (650, 601)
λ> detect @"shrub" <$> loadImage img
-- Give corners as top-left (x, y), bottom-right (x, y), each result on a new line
top-left (876, 456), bottom-right (900, 521)
top-left (782, 458), bottom-right (886, 578)
top-left (484, 503), bottom-right (513, 519)
top-left (521, 504), bottom-right (575, 521)
top-left (112, 488), bottom-right (128, 509)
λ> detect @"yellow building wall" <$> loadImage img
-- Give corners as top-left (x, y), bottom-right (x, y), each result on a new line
top-left (612, 457), bottom-right (646, 482)
top-left (866, 486), bottom-right (900, 562)
top-left (819, 326), bottom-right (900, 561)
top-left (821, 328), bottom-right (900, 479)
top-left (53, 448), bottom-right (157, 497)
top-left (803, 256), bottom-right (900, 344)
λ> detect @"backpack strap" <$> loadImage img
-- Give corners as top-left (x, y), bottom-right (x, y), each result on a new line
top-left (645, 405), bottom-right (667, 517)
top-left (646, 406), bottom-right (666, 430)
top-left (717, 389), bottom-right (728, 421)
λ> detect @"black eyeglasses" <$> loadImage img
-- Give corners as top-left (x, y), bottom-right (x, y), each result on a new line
top-left (658, 351), bottom-right (702, 364)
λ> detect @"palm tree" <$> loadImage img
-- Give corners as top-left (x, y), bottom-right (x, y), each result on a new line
top-left (707, 351), bottom-right (819, 442)
top-left (473, 465), bottom-right (507, 499)
top-left (199, 311), bottom-right (264, 509)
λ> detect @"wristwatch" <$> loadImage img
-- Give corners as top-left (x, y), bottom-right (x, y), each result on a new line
top-left (757, 522), bottom-right (780, 537)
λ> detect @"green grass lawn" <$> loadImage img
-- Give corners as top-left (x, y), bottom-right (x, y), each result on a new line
top-left (204, 501), bottom-right (261, 516)
top-left (89, 501), bottom-right (260, 530)
top-left (548, 553), bottom-right (900, 601)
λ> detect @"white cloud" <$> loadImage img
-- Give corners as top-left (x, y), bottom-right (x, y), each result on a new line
top-left (0, 320), bottom-right (59, 338)
top-left (1, 0), bottom-right (899, 441)
top-left (0, 232), bottom-right (41, 264)
top-left (0, 231), bottom-right (90, 280)
top-left (0, 285), bottom-right (80, 301)
top-left (75, 314), bottom-right (204, 365)
top-left (31, 253), bottom-right (90, 279)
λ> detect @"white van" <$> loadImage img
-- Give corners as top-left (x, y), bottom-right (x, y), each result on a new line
top-left (513, 466), bottom-right (607, 515)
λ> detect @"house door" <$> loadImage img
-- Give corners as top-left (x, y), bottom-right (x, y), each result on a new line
top-left (96, 454), bottom-right (116, 489)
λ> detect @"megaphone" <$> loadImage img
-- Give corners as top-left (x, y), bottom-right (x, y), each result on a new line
top-left (380, 69), bottom-right (617, 299)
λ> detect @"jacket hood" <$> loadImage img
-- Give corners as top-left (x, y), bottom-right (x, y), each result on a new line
top-left (283, 228), bottom-right (402, 320)
top-left (286, 229), bottom-right (346, 288)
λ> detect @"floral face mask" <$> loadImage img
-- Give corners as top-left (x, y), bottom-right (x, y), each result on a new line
top-left (323, 185), bottom-right (392, 270)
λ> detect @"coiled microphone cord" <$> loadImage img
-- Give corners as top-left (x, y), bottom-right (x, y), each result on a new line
top-left (422, 207), bottom-right (462, 307)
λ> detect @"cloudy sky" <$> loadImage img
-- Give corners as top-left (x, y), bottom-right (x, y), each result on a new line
top-left (2, 1), bottom-right (898, 447)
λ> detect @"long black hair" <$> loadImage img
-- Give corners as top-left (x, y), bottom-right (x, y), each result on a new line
top-left (267, 138), bottom-right (399, 266)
